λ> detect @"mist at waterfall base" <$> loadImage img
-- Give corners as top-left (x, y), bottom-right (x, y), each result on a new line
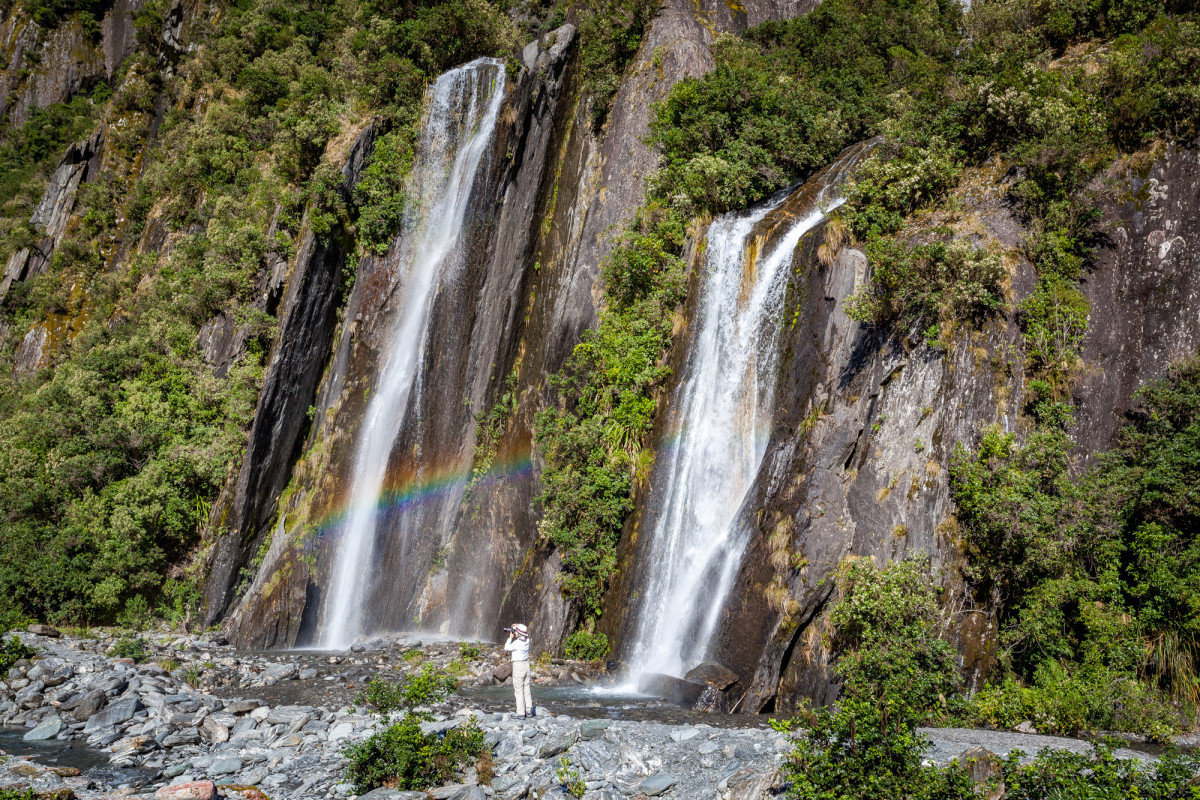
top-left (316, 57), bottom-right (505, 650)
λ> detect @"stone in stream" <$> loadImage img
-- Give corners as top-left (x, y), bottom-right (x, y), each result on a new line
top-left (23, 715), bottom-right (64, 740)
top-left (639, 773), bottom-right (678, 796)
top-left (637, 673), bottom-right (725, 711)
top-left (155, 781), bottom-right (216, 800)
top-left (493, 662), bottom-right (513, 682)
top-left (83, 695), bottom-right (142, 732)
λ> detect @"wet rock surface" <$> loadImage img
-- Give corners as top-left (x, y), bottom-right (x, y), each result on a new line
top-left (0, 630), bottom-right (1162, 800)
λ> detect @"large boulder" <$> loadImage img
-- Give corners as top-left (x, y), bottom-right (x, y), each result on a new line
top-left (684, 662), bottom-right (739, 691)
top-left (637, 673), bottom-right (726, 711)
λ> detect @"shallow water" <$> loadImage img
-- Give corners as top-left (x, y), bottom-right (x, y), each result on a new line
top-left (0, 727), bottom-right (154, 785)
top-left (458, 684), bottom-right (773, 729)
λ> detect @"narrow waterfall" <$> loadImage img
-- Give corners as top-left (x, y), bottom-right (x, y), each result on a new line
top-left (626, 155), bottom-right (861, 680)
top-left (318, 58), bottom-right (506, 650)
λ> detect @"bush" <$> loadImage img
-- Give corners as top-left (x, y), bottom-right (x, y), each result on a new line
top-left (343, 666), bottom-right (482, 793)
top-left (563, 629), bottom-right (609, 661)
top-left (0, 635), bottom-right (35, 674)
top-left (952, 356), bottom-right (1200, 733)
top-left (356, 665), bottom-right (458, 715)
top-left (845, 237), bottom-right (1005, 346)
top-left (1001, 742), bottom-right (1200, 799)
top-left (778, 559), bottom-right (975, 800)
top-left (108, 634), bottom-right (149, 663)
top-left (342, 715), bottom-right (485, 793)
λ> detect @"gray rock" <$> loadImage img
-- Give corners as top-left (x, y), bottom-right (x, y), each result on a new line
top-left (83, 696), bottom-right (142, 733)
top-left (224, 699), bottom-right (261, 714)
top-left (537, 730), bottom-right (577, 759)
top-left (670, 726), bottom-right (700, 742)
top-left (1014, 721), bottom-right (1037, 735)
top-left (264, 705), bottom-right (313, 725)
top-left (579, 719), bottom-right (610, 740)
top-left (208, 756), bottom-right (242, 775)
top-left (697, 739), bottom-right (719, 755)
top-left (23, 716), bottom-right (63, 740)
top-left (26, 624), bottom-right (60, 638)
top-left (359, 790), bottom-right (428, 800)
top-left (72, 689), bottom-right (108, 720)
top-left (162, 730), bottom-right (202, 747)
top-left (639, 773), bottom-right (678, 796)
top-left (428, 786), bottom-right (468, 800)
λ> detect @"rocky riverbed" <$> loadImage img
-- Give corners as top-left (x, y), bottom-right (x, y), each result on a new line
top-left (0, 628), bottom-right (1164, 800)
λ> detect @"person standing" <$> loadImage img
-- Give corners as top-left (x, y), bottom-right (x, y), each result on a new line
top-left (504, 623), bottom-right (533, 718)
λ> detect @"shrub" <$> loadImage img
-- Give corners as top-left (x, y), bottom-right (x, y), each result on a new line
top-left (356, 665), bottom-right (459, 715)
top-left (457, 641), bottom-right (482, 661)
top-left (342, 715), bottom-right (485, 793)
top-left (778, 559), bottom-right (974, 800)
top-left (563, 629), bottom-right (609, 661)
top-left (845, 237), bottom-right (1006, 345)
top-left (108, 634), bottom-right (149, 663)
top-left (0, 635), bottom-right (35, 674)
top-left (343, 666), bottom-right (482, 793)
top-left (1001, 742), bottom-right (1200, 799)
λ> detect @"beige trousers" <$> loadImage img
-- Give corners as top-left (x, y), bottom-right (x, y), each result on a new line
top-left (512, 660), bottom-right (532, 716)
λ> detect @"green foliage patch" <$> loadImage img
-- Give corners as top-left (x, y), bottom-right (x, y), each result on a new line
top-left (0, 635), bottom-right (36, 675)
top-left (952, 355), bottom-right (1200, 735)
top-left (343, 665), bottom-right (483, 793)
top-left (562, 628), bottom-right (608, 661)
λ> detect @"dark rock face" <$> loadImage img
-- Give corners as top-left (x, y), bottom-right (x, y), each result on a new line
top-left (1074, 143), bottom-right (1200, 461)
top-left (0, 129), bottom-right (105, 304)
top-left (202, 123), bottom-right (379, 629)
top-left (223, 27), bottom-right (581, 648)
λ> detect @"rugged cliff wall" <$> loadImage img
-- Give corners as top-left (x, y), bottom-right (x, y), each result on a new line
top-left (701, 144), bottom-right (1200, 713)
top-left (221, 0), bottom-right (820, 651)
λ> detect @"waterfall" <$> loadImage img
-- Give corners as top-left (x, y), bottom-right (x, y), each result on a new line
top-left (318, 58), bottom-right (506, 650)
top-left (625, 153), bottom-right (862, 679)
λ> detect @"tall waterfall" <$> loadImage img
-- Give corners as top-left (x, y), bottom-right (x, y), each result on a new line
top-left (626, 159), bottom-right (858, 679)
top-left (318, 58), bottom-right (505, 650)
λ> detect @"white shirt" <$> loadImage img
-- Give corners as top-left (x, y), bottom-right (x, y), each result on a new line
top-left (504, 634), bottom-right (529, 662)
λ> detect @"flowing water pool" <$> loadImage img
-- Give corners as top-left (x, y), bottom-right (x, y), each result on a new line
top-left (0, 727), bottom-right (154, 785)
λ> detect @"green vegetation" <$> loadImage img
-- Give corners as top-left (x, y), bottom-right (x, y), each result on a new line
top-left (457, 640), bottom-right (482, 661)
top-left (777, 559), bottom-right (974, 800)
top-left (562, 628), bottom-right (609, 660)
top-left (343, 666), bottom-right (484, 793)
top-left (107, 633), bottom-right (149, 662)
top-left (0, 789), bottom-right (37, 800)
top-left (952, 356), bottom-right (1200, 737)
top-left (575, 0), bottom-right (653, 129)
top-left (534, 204), bottom-right (686, 618)
top-left (0, 635), bottom-right (35, 674)
top-left (776, 560), bottom-right (1200, 799)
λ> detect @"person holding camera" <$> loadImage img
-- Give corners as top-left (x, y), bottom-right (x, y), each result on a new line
top-left (503, 623), bottom-right (533, 718)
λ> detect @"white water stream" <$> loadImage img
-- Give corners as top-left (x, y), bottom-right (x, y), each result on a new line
top-left (625, 191), bottom-right (845, 680)
top-left (318, 58), bottom-right (505, 650)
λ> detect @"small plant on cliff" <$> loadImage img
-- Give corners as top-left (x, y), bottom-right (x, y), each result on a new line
top-left (343, 665), bottom-right (483, 793)
top-left (563, 629), bottom-right (609, 661)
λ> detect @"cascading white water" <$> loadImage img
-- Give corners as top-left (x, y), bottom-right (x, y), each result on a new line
top-left (625, 191), bottom-right (846, 680)
top-left (318, 58), bottom-right (505, 650)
